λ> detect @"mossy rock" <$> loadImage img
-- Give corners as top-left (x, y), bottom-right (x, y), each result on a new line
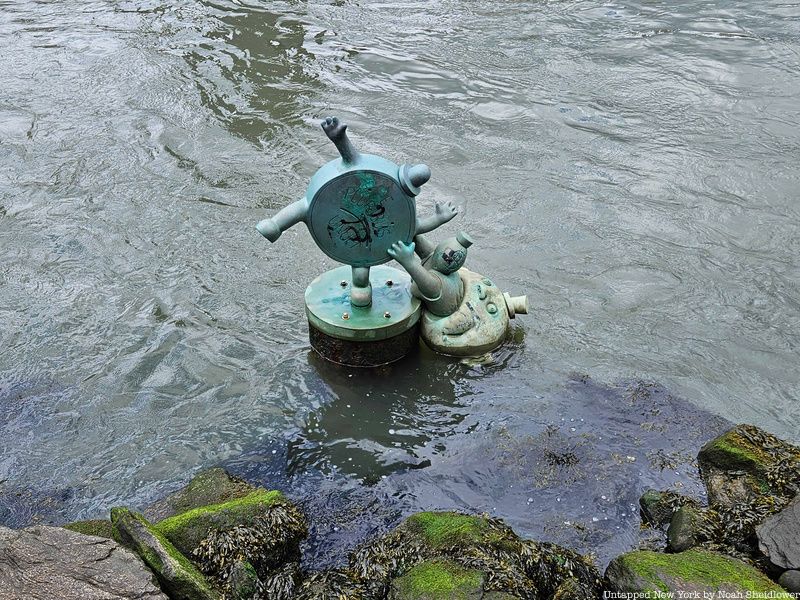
top-left (62, 518), bottom-right (114, 539)
top-left (350, 512), bottom-right (601, 599)
top-left (402, 512), bottom-right (503, 550)
top-left (144, 468), bottom-right (255, 522)
top-left (698, 425), bottom-right (800, 506)
top-left (605, 549), bottom-right (792, 595)
top-left (111, 507), bottom-right (219, 600)
top-left (155, 489), bottom-right (292, 556)
top-left (389, 560), bottom-right (484, 599)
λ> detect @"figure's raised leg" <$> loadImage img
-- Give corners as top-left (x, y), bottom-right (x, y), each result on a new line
top-left (415, 199), bottom-right (458, 236)
top-left (256, 197), bottom-right (309, 243)
top-left (350, 266), bottom-right (372, 307)
top-left (321, 116), bottom-right (360, 165)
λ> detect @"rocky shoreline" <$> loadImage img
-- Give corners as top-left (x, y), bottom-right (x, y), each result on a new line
top-left (1, 423), bottom-right (799, 599)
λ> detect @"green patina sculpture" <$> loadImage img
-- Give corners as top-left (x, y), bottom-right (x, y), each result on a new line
top-left (388, 231), bottom-right (529, 356)
top-left (256, 116), bottom-right (527, 362)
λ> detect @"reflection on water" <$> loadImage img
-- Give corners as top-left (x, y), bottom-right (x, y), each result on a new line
top-left (289, 349), bottom-right (472, 484)
top-left (1, 0), bottom-right (799, 568)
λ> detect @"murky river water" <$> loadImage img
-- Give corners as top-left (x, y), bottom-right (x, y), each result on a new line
top-left (1, 0), bottom-right (799, 568)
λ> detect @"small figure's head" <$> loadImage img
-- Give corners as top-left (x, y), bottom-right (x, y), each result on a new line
top-left (431, 231), bottom-right (473, 274)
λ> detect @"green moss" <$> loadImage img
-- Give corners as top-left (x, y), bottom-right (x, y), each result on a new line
top-left (156, 489), bottom-right (284, 539)
top-left (712, 435), bottom-right (764, 468)
top-left (393, 560), bottom-right (484, 598)
top-left (63, 519), bottom-right (114, 539)
top-left (617, 550), bottom-right (790, 595)
top-left (405, 512), bottom-right (493, 548)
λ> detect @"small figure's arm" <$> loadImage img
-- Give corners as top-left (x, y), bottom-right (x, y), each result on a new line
top-left (387, 241), bottom-right (442, 300)
top-left (321, 116), bottom-right (359, 165)
top-left (256, 197), bottom-right (308, 242)
top-left (415, 199), bottom-right (458, 236)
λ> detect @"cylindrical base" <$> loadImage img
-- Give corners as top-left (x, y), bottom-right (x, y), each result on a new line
top-left (305, 265), bottom-right (422, 367)
top-left (309, 321), bottom-right (420, 367)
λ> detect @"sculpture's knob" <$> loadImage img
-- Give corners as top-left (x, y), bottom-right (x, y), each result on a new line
top-left (399, 163), bottom-right (431, 196)
top-left (503, 293), bottom-right (529, 319)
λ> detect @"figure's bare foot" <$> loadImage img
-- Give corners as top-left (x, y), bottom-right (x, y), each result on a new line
top-left (434, 199), bottom-right (458, 226)
top-left (321, 116), bottom-right (347, 142)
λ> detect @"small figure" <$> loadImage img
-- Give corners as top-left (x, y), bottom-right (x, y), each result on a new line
top-left (388, 230), bottom-right (529, 356)
top-left (387, 231), bottom-right (473, 318)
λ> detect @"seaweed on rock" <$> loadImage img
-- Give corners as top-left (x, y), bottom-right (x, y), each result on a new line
top-left (192, 503), bottom-right (306, 600)
top-left (349, 512), bottom-right (601, 599)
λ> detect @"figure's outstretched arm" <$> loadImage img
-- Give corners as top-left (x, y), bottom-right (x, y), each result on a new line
top-left (415, 199), bottom-right (458, 236)
top-left (321, 116), bottom-right (360, 165)
top-left (387, 241), bottom-right (442, 300)
top-left (256, 197), bottom-right (308, 242)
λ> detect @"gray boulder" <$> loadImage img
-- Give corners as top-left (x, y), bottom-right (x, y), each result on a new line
top-left (0, 524), bottom-right (166, 600)
top-left (757, 495), bottom-right (800, 570)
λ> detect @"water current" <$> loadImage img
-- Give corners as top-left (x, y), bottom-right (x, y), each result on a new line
top-left (1, 0), bottom-right (798, 567)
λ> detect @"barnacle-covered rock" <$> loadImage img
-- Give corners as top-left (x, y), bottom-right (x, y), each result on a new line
top-left (388, 559), bottom-right (484, 599)
top-left (145, 468), bottom-right (256, 522)
top-left (110, 507), bottom-right (219, 600)
top-left (698, 425), bottom-right (800, 507)
top-left (349, 511), bottom-right (601, 599)
top-left (605, 549), bottom-right (791, 595)
top-left (639, 489), bottom-right (699, 529)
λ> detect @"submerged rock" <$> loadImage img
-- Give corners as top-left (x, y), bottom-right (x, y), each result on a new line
top-left (111, 507), bottom-right (219, 600)
top-left (0, 524), bottom-right (167, 600)
top-left (144, 468), bottom-right (256, 523)
top-left (757, 495), bottom-right (800, 570)
top-left (639, 489), bottom-right (698, 529)
top-left (698, 424), bottom-right (800, 507)
top-left (605, 549), bottom-right (791, 595)
top-left (666, 505), bottom-right (706, 553)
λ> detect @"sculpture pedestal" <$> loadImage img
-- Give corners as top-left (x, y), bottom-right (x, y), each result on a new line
top-left (305, 265), bottom-right (421, 367)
